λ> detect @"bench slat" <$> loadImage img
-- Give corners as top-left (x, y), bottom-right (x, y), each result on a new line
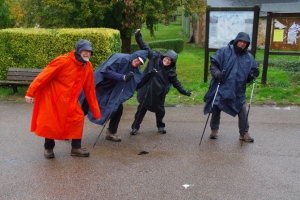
top-left (6, 75), bottom-right (37, 81)
top-left (7, 71), bottom-right (41, 76)
top-left (9, 68), bottom-right (43, 73)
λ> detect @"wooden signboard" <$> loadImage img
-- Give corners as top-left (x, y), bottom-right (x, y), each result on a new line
top-left (270, 14), bottom-right (300, 51)
top-left (262, 12), bottom-right (300, 85)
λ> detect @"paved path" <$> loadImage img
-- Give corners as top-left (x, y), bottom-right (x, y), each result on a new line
top-left (0, 101), bottom-right (299, 199)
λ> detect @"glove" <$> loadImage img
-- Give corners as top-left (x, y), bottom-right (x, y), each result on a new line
top-left (124, 72), bottom-right (134, 82)
top-left (183, 90), bottom-right (192, 97)
top-left (251, 69), bottom-right (259, 78)
top-left (247, 74), bottom-right (257, 82)
top-left (148, 68), bottom-right (158, 77)
top-left (214, 70), bottom-right (224, 82)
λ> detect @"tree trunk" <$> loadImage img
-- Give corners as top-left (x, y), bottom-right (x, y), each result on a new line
top-left (120, 33), bottom-right (132, 53)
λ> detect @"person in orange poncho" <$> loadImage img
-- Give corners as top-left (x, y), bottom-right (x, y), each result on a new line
top-left (25, 39), bottom-right (101, 159)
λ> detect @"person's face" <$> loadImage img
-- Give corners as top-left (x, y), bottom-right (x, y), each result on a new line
top-left (131, 57), bottom-right (143, 67)
top-left (163, 56), bottom-right (172, 66)
top-left (236, 40), bottom-right (247, 50)
top-left (80, 50), bottom-right (92, 61)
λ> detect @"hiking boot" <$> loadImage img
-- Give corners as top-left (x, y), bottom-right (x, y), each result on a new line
top-left (106, 129), bottom-right (121, 142)
top-left (44, 149), bottom-right (54, 159)
top-left (71, 148), bottom-right (90, 157)
top-left (209, 130), bottom-right (218, 139)
top-left (239, 132), bottom-right (254, 143)
top-left (158, 127), bottom-right (166, 134)
top-left (130, 128), bottom-right (139, 135)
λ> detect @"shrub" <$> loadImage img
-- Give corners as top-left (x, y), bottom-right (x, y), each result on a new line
top-left (0, 28), bottom-right (121, 79)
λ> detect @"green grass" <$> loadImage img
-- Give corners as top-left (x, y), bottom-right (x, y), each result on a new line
top-left (1, 19), bottom-right (300, 106)
top-left (0, 86), bottom-right (27, 101)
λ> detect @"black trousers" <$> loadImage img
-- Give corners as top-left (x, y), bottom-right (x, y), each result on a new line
top-left (108, 104), bottom-right (123, 134)
top-left (131, 104), bottom-right (165, 130)
top-left (210, 103), bottom-right (249, 134)
top-left (44, 138), bottom-right (81, 149)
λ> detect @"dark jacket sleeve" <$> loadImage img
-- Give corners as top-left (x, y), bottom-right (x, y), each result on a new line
top-left (102, 71), bottom-right (124, 82)
top-left (168, 70), bottom-right (187, 94)
top-left (210, 61), bottom-right (222, 79)
top-left (136, 73), bottom-right (151, 90)
top-left (135, 31), bottom-right (155, 61)
top-left (135, 32), bottom-right (151, 51)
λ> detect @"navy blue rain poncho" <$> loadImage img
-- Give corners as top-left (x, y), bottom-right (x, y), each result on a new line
top-left (79, 50), bottom-right (148, 125)
top-left (203, 32), bottom-right (259, 117)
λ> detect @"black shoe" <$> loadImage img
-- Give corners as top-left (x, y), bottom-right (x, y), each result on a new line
top-left (130, 128), bottom-right (138, 135)
top-left (158, 127), bottom-right (166, 134)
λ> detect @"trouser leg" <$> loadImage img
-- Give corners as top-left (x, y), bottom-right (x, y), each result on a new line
top-left (81, 98), bottom-right (89, 116)
top-left (71, 139), bottom-right (81, 149)
top-left (210, 106), bottom-right (221, 130)
top-left (156, 111), bottom-right (165, 128)
top-left (108, 104), bottom-right (123, 134)
top-left (132, 104), bottom-right (147, 129)
top-left (44, 138), bottom-right (55, 149)
top-left (238, 103), bottom-right (249, 134)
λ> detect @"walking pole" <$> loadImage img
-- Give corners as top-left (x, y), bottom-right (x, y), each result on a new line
top-left (93, 81), bottom-right (128, 147)
top-left (199, 69), bottom-right (225, 146)
top-left (130, 69), bottom-right (157, 136)
top-left (199, 81), bottom-right (221, 146)
top-left (241, 77), bottom-right (256, 146)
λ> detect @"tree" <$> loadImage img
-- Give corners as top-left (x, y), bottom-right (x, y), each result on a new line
top-left (92, 0), bottom-right (206, 53)
top-left (0, 0), bottom-right (14, 28)
top-left (5, 0), bottom-right (23, 27)
top-left (20, 0), bottom-right (206, 53)
top-left (20, 0), bottom-right (93, 28)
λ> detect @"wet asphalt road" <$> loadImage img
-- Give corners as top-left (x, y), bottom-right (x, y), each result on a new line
top-left (0, 101), bottom-right (300, 200)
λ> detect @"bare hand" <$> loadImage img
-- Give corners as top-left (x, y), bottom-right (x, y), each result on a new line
top-left (25, 96), bottom-right (35, 104)
top-left (135, 29), bottom-right (140, 34)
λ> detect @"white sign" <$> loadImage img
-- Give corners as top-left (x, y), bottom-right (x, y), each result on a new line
top-left (209, 11), bottom-right (254, 49)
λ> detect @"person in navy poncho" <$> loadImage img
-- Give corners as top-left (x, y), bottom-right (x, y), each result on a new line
top-left (203, 32), bottom-right (259, 142)
top-left (80, 50), bottom-right (156, 142)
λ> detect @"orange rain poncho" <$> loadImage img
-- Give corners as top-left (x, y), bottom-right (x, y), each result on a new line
top-left (26, 50), bottom-right (101, 140)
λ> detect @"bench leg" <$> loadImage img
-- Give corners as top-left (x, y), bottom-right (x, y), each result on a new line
top-left (11, 85), bottom-right (18, 94)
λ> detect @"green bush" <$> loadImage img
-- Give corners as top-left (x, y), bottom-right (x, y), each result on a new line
top-left (256, 58), bottom-right (300, 85)
top-left (131, 38), bottom-right (184, 53)
top-left (0, 28), bottom-right (121, 80)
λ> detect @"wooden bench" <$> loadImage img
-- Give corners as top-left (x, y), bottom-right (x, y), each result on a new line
top-left (0, 67), bottom-right (42, 94)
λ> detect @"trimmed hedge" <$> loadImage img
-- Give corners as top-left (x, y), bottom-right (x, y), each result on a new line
top-left (0, 28), bottom-right (121, 80)
top-left (131, 38), bottom-right (184, 54)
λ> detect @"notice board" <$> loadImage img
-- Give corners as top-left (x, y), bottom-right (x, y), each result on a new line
top-left (208, 11), bottom-right (255, 49)
top-left (271, 14), bottom-right (300, 51)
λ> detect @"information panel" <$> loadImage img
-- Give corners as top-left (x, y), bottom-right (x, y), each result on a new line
top-left (208, 11), bottom-right (254, 49)
top-left (271, 17), bottom-right (300, 51)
